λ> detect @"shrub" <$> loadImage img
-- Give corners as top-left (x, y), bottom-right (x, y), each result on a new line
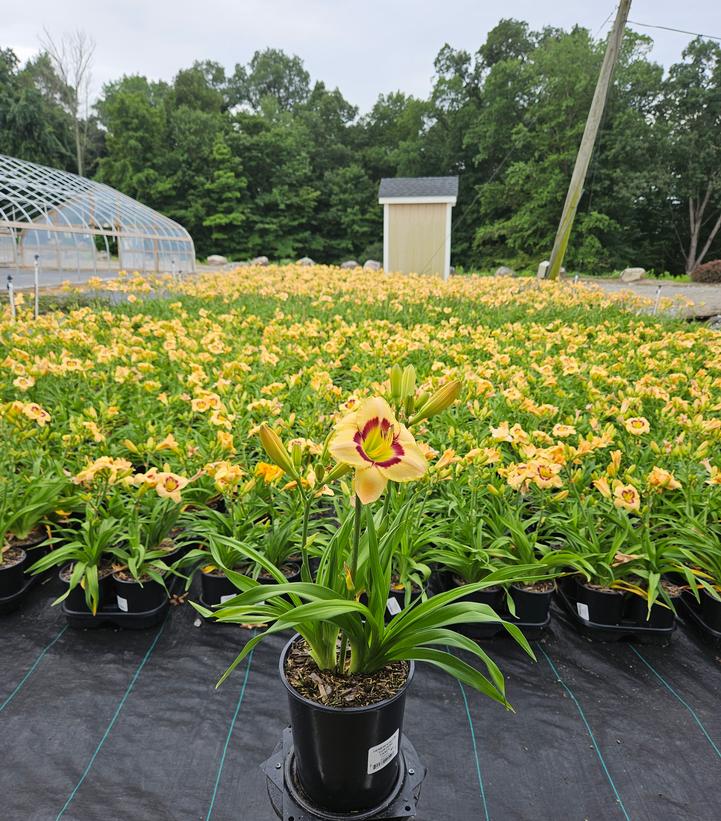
top-left (691, 259), bottom-right (721, 283)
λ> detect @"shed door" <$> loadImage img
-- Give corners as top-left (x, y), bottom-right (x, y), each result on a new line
top-left (388, 203), bottom-right (447, 276)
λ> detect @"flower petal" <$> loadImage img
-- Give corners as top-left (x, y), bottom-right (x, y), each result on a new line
top-left (329, 419), bottom-right (368, 467)
top-left (354, 466), bottom-right (387, 503)
top-left (355, 397), bottom-right (396, 430)
top-left (379, 441), bottom-right (428, 481)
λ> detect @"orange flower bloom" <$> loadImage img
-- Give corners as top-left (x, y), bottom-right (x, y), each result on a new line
top-left (647, 466), bottom-right (681, 491)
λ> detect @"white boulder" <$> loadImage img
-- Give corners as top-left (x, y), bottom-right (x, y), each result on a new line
top-left (620, 267), bottom-right (646, 283)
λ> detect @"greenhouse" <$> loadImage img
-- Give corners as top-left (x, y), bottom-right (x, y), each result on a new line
top-left (0, 154), bottom-right (195, 279)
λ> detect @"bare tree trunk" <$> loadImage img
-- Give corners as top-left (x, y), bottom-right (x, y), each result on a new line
top-left (685, 183), bottom-right (720, 273)
top-left (686, 197), bottom-right (699, 274)
top-left (74, 113), bottom-right (83, 177)
top-left (40, 28), bottom-right (95, 177)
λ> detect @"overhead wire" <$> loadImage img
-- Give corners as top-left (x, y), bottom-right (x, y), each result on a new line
top-left (628, 20), bottom-right (721, 43)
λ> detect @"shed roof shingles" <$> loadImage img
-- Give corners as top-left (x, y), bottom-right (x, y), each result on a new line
top-left (378, 176), bottom-right (458, 199)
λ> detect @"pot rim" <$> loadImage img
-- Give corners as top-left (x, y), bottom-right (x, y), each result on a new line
top-left (511, 580), bottom-right (556, 594)
top-left (279, 632), bottom-right (415, 715)
top-left (59, 562), bottom-right (114, 582)
top-left (0, 546), bottom-right (27, 569)
top-left (111, 572), bottom-right (163, 586)
top-left (573, 576), bottom-right (624, 595)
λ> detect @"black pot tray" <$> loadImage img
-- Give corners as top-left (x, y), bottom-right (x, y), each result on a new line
top-left (0, 573), bottom-right (39, 616)
top-left (554, 585), bottom-right (676, 644)
top-left (61, 576), bottom-right (182, 630)
top-left (459, 613), bottom-right (551, 642)
top-left (677, 592), bottom-right (721, 645)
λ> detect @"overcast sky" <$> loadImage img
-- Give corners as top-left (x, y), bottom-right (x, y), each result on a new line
top-left (5, 1), bottom-right (721, 112)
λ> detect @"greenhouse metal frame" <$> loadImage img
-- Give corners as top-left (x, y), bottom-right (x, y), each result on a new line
top-left (0, 154), bottom-right (195, 278)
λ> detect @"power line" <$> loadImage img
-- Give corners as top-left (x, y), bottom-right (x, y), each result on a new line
top-left (595, 5), bottom-right (618, 38)
top-left (628, 20), bottom-right (721, 43)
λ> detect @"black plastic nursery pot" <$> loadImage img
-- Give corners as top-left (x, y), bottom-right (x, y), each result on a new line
top-left (156, 538), bottom-right (185, 565)
top-left (0, 549), bottom-right (27, 598)
top-left (112, 573), bottom-right (167, 613)
top-left (624, 592), bottom-right (679, 630)
top-left (280, 635), bottom-right (415, 815)
top-left (678, 589), bottom-right (721, 644)
top-left (200, 568), bottom-right (239, 606)
top-left (59, 565), bottom-right (115, 613)
top-left (451, 576), bottom-right (505, 610)
top-left (201, 562), bottom-right (301, 609)
top-left (699, 590), bottom-right (721, 633)
top-left (555, 578), bottom-right (677, 643)
top-left (570, 577), bottom-right (625, 625)
top-left (386, 582), bottom-right (422, 618)
top-left (510, 582), bottom-right (554, 624)
top-left (259, 562), bottom-right (301, 585)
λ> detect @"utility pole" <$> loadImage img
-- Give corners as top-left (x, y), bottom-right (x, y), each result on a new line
top-left (547, 0), bottom-right (631, 280)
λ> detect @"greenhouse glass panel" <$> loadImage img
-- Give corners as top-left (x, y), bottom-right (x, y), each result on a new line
top-left (0, 154), bottom-right (195, 280)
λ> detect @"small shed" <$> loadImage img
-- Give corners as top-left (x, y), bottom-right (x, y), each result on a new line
top-left (379, 176), bottom-right (458, 279)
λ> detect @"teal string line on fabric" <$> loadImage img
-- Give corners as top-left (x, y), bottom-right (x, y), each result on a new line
top-left (629, 645), bottom-right (721, 759)
top-left (55, 618), bottom-right (167, 820)
top-left (458, 678), bottom-right (491, 821)
top-left (536, 643), bottom-right (630, 821)
top-left (206, 646), bottom-right (256, 821)
top-left (0, 624), bottom-right (67, 714)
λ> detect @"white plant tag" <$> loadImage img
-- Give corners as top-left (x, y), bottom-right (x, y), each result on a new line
top-left (386, 597), bottom-right (402, 616)
top-left (220, 594), bottom-right (236, 604)
top-left (367, 729), bottom-right (399, 775)
top-left (116, 595), bottom-right (128, 612)
top-left (576, 601), bottom-right (590, 621)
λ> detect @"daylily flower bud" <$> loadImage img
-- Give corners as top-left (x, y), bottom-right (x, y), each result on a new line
top-left (258, 424), bottom-right (299, 480)
top-left (292, 441), bottom-right (303, 468)
top-left (415, 391), bottom-right (430, 411)
top-left (325, 461), bottom-right (351, 483)
top-left (410, 380), bottom-right (462, 425)
top-left (401, 365), bottom-right (416, 399)
top-left (390, 364), bottom-right (403, 399)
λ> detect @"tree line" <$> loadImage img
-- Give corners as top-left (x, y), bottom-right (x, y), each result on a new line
top-left (1, 19), bottom-right (720, 274)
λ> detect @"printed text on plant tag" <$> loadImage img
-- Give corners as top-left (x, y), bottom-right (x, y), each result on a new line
top-left (367, 728), bottom-right (399, 775)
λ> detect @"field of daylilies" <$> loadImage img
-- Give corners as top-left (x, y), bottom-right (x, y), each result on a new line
top-left (2, 264), bottom-right (721, 641)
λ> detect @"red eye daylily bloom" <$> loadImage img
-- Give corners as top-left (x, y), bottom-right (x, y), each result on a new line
top-left (330, 397), bottom-right (427, 503)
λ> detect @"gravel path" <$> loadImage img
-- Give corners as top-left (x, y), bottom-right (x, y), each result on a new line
top-left (583, 278), bottom-right (721, 319)
top-left (5, 267), bottom-right (721, 320)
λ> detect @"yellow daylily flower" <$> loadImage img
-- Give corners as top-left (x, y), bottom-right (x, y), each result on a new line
top-left (624, 417), bottom-right (650, 436)
top-left (613, 483), bottom-right (641, 513)
top-left (154, 472), bottom-right (189, 503)
top-left (330, 396), bottom-right (427, 504)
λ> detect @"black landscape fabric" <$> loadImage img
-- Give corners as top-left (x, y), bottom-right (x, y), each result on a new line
top-left (2, 576), bottom-right (721, 821)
